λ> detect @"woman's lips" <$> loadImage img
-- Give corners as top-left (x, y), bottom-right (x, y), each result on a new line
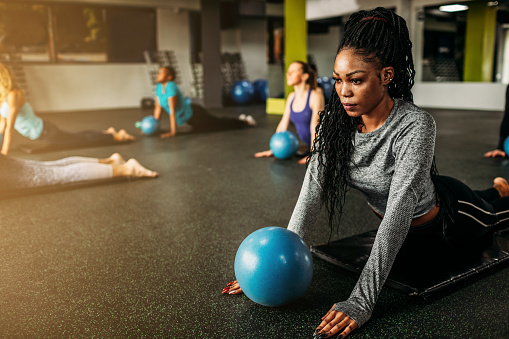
top-left (342, 103), bottom-right (357, 111)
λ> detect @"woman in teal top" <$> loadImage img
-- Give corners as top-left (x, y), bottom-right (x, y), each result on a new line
top-left (0, 63), bottom-right (135, 155)
top-left (153, 66), bottom-right (256, 138)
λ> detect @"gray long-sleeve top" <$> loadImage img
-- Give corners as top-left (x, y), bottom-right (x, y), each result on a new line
top-left (288, 99), bottom-right (437, 327)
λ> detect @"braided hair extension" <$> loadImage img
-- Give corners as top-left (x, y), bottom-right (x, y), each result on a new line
top-left (310, 7), bottom-right (441, 237)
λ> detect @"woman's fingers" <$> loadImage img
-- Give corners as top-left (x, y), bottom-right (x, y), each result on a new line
top-left (484, 149), bottom-right (506, 158)
top-left (321, 304), bottom-right (337, 320)
top-left (222, 281), bottom-right (243, 295)
top-left (297, 156), bottom-right (308, 165)
top-left (254, 150), bottom-right (273, 158)
top-left (314, 308), bottom-right (358, 338)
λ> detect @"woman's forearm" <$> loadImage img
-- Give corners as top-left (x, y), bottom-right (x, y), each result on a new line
top-left (1, 126), bottom-right (12, 155)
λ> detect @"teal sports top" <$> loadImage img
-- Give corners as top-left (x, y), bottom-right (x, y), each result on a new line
top-left (155, 82), bottom-right (193, 125)
top-left (1, 100), bottom-right (43, 140)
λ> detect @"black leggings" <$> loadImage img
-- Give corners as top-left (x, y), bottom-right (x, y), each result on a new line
top-left (187, 104), bottom-right (246, 133)
top-left (38, 120), bottom-right (115, 147)
top-left (409, 176), bottom-right (509, 244)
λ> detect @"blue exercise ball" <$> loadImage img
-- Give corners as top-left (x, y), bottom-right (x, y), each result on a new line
top-left (135, 116), bottom-right (160, 135)
top-left (234, 226), bottom-right (313, 307)
top-left (231, 80), bottom-right (255, 104)
top-left (504, 136), bottom-right (509, 155)
top-left (319, 77), bottom-right (335, 100)
top-left (270, 131), bottom-right (299, 159)
top-left (252, 79), bottom-right (268, 102)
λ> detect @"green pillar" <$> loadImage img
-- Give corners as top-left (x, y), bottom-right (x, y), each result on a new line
top-left (284, 0), bottom-right (307, 96)
top-left (463, 1), bottom-right (497, 82)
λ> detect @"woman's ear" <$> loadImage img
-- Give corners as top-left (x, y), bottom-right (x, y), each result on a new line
top-left (302, 72), bottom-right (310, 83)
top-left (381, 67), bottom-right (395, 86)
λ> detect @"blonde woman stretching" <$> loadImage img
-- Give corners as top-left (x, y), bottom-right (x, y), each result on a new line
top-left (0, 63), bottom-right (135, 155)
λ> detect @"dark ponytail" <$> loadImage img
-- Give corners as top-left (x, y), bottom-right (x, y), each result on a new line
top-left (293, 60), bottom-right (318, 90)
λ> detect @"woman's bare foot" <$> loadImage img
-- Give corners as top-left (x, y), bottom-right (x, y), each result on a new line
top-left (99, 153), bottom-right (125, 166)
top-left (113, 129), bottom-right (136, 142)
top-left (493, 177), bottom-right (509, 197)
top-left (113, 159), bottom-right (158, 178)
top-left (103, 127), bottom-right (117, 134)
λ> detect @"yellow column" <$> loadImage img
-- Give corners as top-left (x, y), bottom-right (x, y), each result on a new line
top-left (463, 1), bottom-right (497, 82)
top-left (267, 0), bottom-right (307, 114)
top-left (284, 0), bottom-right (307, 95)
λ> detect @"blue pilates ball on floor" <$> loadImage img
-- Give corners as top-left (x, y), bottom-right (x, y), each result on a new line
top-left (135, 116), bottom-right (160, 135)
top-left (318, 77), bottom-right (335, 100)
top-left (270, 131), bottom-right (300, 159)
top-left (252, 79), bottom-right (268, 102)
top-left (504, 136), bottom-right (509, 155)
top-left (234, 226), bottom-right (313, 307)
top-left (231, 80), bottom-right (255, 104)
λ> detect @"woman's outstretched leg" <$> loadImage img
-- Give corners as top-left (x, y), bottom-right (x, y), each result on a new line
top-left (32, 153), bottom-right (126, 167)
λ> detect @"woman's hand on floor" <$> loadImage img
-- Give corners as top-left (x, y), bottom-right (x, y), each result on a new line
top-left (254, 150), bottom-right (273, 158)
top-left (298, 156), bottom-right (309, 165)
top-left (222, 280), bottom-right (243, 295)
top-left (313, 304), bottom-right (358, 338)
top-left (160, 131), bottom-right (176, 138)
top-left (484, 149), bottom-right (506, 158)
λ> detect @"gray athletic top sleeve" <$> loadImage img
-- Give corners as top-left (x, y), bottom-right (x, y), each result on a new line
top-left (288, 99), bottom-right (436, 327)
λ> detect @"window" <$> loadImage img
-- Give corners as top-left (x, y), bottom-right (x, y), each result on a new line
top-left (0, 1), bottom-right (156, 63)
top-left (0, 2), bottom-right (50, 62)
top-left (53, 5), bottom-right (107, 62)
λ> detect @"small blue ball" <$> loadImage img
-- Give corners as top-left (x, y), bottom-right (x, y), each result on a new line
top-left (136, 116), bottom-right (160, 135)
top-left (231, 80), bottom-right (255, 104)
top-left (270, 131), bottom-right (300, 159)
top-left (504, 136), bottom-right (509, 155)
top-left (319, 76), bottom-right (335, 100)
top-left (252, 79), bottom-right (268, 102)
top-left (234, 226), bottom-right (313, 307)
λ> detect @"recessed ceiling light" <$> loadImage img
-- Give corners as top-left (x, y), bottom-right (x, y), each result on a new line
top-left (439, 4), bottom-right (469, 12)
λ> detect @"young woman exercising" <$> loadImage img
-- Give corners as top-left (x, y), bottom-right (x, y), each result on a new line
top-left (254, 61), bottom-right (324, 164)
top-left (0, 63), bottom-right (135, 156)
top-left (224, 7), bottom-right (509, 338)
top-left (153, 66), bottom-right (256, 138)
top-left (0, 153), bottom-right (157, 192)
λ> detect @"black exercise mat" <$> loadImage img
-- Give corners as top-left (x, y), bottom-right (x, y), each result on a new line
top-left (18, 139), bottom-right (133, 154)
top-left (310, 226), bottom-right (509, 298)
top-left (0, 177), bottom-right (133, 199)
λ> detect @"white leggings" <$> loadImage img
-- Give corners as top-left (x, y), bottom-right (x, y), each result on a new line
top-left (1, 156), bottom-right (113, 190)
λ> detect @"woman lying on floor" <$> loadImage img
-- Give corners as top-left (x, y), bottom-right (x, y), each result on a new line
top-left (224, 7), bottom-right (509, 338)
top-left (0, 153), bottom-right (157, 192)
top-left (153, 66), bottom-right (256, 138)
top-left (0, 63), bottom-right (135, 156)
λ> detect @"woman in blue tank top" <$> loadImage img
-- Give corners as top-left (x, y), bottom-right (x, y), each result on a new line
top-left (0, 64), bottom-right (135, 156)
top-left (254, 61), bottom-right (324, 164)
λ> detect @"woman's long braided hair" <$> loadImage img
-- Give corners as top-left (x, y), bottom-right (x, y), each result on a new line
top-left (311, 7), bottom-right (440, 236)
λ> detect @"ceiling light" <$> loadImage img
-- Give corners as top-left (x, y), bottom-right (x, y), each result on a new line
top-left (439, 4), bottom-right (469, 12)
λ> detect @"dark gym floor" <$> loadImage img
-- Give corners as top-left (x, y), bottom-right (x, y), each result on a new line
top-left (1, 103), bottom-right (508, 338)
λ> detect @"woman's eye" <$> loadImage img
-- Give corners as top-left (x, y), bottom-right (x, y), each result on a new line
top-left (351, 79), bottom-right (362, 84)
top-left (332, 77), bottom-right (341, 84)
